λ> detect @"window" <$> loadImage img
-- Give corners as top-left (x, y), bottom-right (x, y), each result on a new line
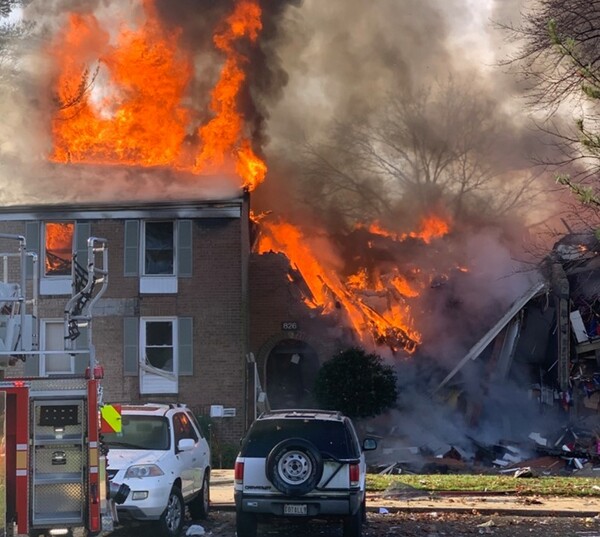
top-left (125, 220), bottom-right (192, 294)
top-left (102, 415), bottom-right (170, 451)
top-left (143, 221), bottom-right (174, 276)
top-left (123, 317), bottom-right (193, 383)
top-left (44, 222), bottom-right (74, 277)
top-left (173, 412), bottom-right (198, 448)
top-left (41, 320), bottom-right (73, 376)
top-left (139, 318), bottom-right (178, 394)
top-left (241, 420), bottom-right (355, 458)
top-left (145, 320), bottom-right (174, 371)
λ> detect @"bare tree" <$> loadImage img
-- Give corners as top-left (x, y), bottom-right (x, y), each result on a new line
top-left (0, 1), bottom-right (28, 86)
top-left (0, 0), bottom-right (17, 18)
top-left (296, 78), bottom-right (540, 227)
top-left (504, 0), bottom-right (600, 223)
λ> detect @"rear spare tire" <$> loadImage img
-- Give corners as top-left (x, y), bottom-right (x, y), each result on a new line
top-left (266, 438), bottom-right (323, 496)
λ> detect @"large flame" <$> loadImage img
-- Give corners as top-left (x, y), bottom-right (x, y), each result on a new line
top-left (194, 0), bottom-right (267, 188)
top-left (49, 0), bottom-right (266, 190)
top-left (255, 216), bottom-right (441, 354)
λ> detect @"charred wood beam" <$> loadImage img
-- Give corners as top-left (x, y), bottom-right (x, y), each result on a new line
top-left (535, 445), bottom-right (600, 461)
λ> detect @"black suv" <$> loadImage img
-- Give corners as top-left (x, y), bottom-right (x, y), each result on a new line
top-left (234, 409), bottom-right (377, 537)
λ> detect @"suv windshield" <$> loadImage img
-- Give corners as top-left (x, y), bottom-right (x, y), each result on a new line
top-left (103, 415), bottom-right (170, 450)
top-left (241, 418), bottom-right (359, 459)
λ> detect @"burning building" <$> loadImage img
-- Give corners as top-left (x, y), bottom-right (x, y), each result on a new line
top-left (2, 0), bottom-right (599, 466)
top-left (0, 0), bottom-right (287, 446)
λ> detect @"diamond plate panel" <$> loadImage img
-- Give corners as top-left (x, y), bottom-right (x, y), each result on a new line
top-left (33, 482), bottom-right (84, 521)
top-left (29, 378), bottom-right (88, 392)
top-left (35, 445), bottom-right (83, 474)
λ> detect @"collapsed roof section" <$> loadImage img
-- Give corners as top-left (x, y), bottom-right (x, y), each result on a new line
top-left (434, 280), bottom-right (549, 393)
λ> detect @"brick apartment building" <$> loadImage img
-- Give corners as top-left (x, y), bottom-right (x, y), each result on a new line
top-left (0, 194), bottom-right (252, 445)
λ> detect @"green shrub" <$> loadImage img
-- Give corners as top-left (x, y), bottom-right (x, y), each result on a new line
top-left (314, 347), bottom-right (398, 419)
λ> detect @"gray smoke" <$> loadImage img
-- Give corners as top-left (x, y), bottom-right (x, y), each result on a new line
top-left (0, 0), bottom-right (572, 457)
top-left (254, 0), bottom-right (569, 458)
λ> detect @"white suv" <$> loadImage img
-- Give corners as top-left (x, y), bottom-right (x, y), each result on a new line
top-left (103, 403), bottom-right (211, 537)
top-left (234, 409), bottom-right (377, 537)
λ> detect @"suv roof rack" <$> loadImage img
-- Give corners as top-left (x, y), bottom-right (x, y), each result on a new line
top-left (259, 409), bottom-right (344, 419)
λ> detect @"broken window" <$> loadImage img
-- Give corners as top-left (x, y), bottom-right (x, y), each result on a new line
top-left (144, 320), bottom-right (174, 372)
top-left (44, 222), bottom-right (74, 277)
top-left (143, 221), bottom-right (174, 275)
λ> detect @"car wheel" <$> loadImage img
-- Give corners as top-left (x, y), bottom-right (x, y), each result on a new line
top-left (342, 507), bottom-right (363, 537)
top-left (188, 471), bottom-right (210, 520)
top-left (266, 438), bottom-right (323, 497)
top-left (235, 509), bottom-right (257, 537)
top-left (157, 486), bottom-right (185, 537)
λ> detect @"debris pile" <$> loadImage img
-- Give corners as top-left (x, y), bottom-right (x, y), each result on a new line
top-left (368, 424), bottom-right (600, 477)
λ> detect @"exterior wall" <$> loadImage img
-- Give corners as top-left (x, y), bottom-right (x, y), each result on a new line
top-left (248, 251), bottom-right (343, 409)
top-left (0, 200), bottom-right (249, 448)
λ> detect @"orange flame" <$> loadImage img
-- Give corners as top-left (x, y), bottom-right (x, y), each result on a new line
top-left (407, 214), bottom-right (450, 244)
top-left (257, 218), bottom-right (423, 353)
top-left (193, 0), bottom-right (266, 189)
top-left (49, 0), bottom-right (266, 190)
top-left (361, 214), bottom-right (450, 244)
top-left (390, 273), bottom-right (420, 298)
top-left (45, 222), bottom-right (74, 275)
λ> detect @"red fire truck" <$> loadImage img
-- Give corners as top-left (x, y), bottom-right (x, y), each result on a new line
top-left (0, 233), bottom-right (127, 537)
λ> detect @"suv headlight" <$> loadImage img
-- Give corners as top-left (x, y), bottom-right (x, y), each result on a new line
top-left (125, 464), bottom-right (164, 478)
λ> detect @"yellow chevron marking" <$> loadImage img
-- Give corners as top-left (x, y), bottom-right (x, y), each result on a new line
top-left (101, 404), bottom-right (122, 433)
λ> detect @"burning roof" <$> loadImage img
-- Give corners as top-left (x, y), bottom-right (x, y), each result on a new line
top-left (49, 0), bottom-right (266, 190)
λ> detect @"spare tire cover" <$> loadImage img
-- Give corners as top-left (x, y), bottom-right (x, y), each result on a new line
top-left (266, 438), bottom-right (324, 497)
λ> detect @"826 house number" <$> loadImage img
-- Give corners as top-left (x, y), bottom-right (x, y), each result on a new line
top-left (282, 321), bottom-right (298, 331)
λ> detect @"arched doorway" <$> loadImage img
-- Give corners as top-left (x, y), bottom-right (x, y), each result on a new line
top-left (266, 339), bottom-right (320, 409)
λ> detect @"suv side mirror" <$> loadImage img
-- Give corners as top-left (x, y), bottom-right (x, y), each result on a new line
top-left (362, 438), bottom-right (377, 451)
top-left (178, 438), bottom-right (195, 452)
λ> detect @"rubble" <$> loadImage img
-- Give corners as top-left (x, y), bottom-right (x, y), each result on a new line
top-left (368, 421), bottom-right (600, 477)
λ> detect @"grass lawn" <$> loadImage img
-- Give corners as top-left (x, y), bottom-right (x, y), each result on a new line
top-left (366, 473), bottom-right (600, 497)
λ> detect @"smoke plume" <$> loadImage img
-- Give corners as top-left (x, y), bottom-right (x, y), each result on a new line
top-left (0, 0), bottom-right (571, 457)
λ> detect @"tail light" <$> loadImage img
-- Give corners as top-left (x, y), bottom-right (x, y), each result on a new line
top-left (349, 463), bottom-right (360, 487)
top-left (234, 460), bottom-right (244, 483)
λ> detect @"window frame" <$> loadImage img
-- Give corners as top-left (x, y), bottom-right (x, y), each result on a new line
top-left (140, 221), bottom-right (178, 294)
top-left (40, 221), bottom-right (75, 295)
top-left (139, 317), bottom-right (179, 395)
top-left (42, 221), bottom-right (75, 278)
top-left (141, 220), bottom-right (177, 277)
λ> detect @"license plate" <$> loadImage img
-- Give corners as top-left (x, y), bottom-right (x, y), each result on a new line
top-left (284, 504), bottom-right (307, 516)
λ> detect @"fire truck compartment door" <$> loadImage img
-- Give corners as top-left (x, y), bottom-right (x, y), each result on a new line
top-left (31, 398), bottom-right (85, 527)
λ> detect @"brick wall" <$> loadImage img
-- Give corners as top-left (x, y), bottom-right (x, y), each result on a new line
top-left (248, 251), bottom-right (342, 407)
top-left (0, 205), bottom-right (249, 448)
